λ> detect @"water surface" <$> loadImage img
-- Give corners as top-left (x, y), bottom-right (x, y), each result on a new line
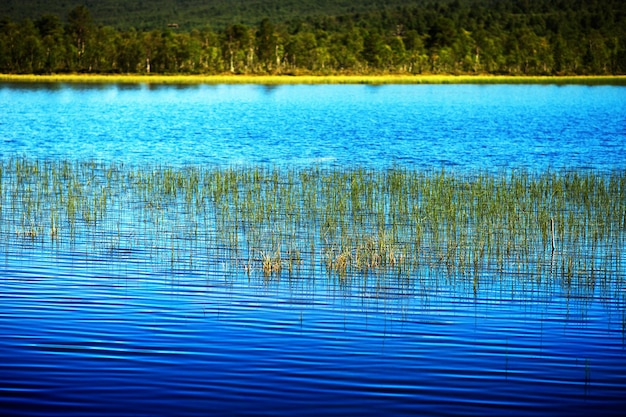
top-left (1, 83), bottom-right (624, 170)
top-left (1, 83), bottom-right (625, 416)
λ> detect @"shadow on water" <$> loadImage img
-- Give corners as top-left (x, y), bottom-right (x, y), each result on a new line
top-left (261, 84), bottom-right (281, 94)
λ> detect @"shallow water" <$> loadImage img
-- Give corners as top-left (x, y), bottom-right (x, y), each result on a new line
top-left (1, 83), bottom-right (625, 416)
top-left (2, 247), bottom-right (625, 416)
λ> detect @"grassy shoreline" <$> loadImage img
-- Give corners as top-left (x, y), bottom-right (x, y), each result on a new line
top-left (1, 73), bottom-right (626, 85)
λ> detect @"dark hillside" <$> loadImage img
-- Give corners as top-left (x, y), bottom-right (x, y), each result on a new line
top-left (0, 0), bottom-right (438, 30)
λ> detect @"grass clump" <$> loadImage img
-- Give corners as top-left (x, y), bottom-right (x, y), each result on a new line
top-left (0, 158), bottom-right (624, 297)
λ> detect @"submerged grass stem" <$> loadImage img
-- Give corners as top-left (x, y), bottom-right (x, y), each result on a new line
top-left (0, 158), bottom-right (623, 296)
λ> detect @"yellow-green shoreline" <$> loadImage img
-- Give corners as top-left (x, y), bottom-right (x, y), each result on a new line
top-left (1, 73), bottom-right (625, 85)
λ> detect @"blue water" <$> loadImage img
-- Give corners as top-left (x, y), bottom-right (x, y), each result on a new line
top-left (1, 83), bottom-right (625, 416)
top-left (1, 83), bottom-right (625, 170)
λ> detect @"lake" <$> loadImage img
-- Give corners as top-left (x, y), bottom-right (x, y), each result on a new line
top-left (1, 83), bottom-right (625, 416)
top-left (1, 83), bottom-right (625, 170)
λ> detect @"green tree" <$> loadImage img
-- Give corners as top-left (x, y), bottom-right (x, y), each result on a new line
top-left (0, 19), bottom-right (44, 73)
top-left (362, 29), bottom-right (391, 69)
top-left (285, 30), bottom-right (317, 70)
top-left (66, 5), bottom-right (94, 70)
top-left (256, 18), bottom-right (278, 72)
top-left (195, 27), bottom-right (223, 73)
top-left (583, 30), bottom-right (611, 74)
top-left (36, 14), bottom-right (66, 72)
top-left (428, 17), bottom-right (456, 50)
top-left (115, 29), bottom-right (143, 73)
top-left (329, 27), bottom-right (363, 72)
top-left (223, 24), bottom-right (254, 73)
top-left (87, 26), bottom-right (119, 72)
top-left (403, 29), bottom-right (428, 73)
top-left (389, 35), bottom-right (407, 71)
top-left (472, 26), bottom-right (505, 73)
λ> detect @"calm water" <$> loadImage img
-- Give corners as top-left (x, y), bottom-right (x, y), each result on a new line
top-left (1, 83), bottom-right (626, 416)
top-left (1, 83), bottom-right (625, 170)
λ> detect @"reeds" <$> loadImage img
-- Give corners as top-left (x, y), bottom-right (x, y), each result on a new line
top-left (1, 157), bottom-right (624, 297)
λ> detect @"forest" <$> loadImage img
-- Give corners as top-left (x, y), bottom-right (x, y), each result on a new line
top-left (0, 0), bottom-right (624, 75)
top-left (2, 1), bottom-right (422, 30)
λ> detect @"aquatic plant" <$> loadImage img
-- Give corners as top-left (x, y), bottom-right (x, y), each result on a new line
top-left (0, 158), bottom-right (624, 298)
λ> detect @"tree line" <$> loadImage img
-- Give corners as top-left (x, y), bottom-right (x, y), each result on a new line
top-left (1, 0), bottom-right (624, 75)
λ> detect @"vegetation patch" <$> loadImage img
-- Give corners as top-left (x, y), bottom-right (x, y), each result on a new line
top-left (1, 158), bottom-right (623, 297)
top-left (2, 74), bottom-right (625, 85)
top-left (0, 1), bottom-right (624, 76)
